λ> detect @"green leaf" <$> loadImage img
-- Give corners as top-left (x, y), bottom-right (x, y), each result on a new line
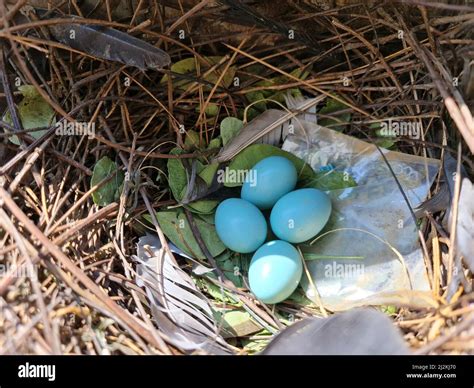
top-left (90, 156), bottom-right (124, 206)
top-left (201, 57), bottom-right (236, 89)
top-left (184, 130), bottom-right (200, 150)
top-left (161, 56), bottom-right (236, 90)
top-left (374, 138), bottom-right (396, 149)
top-left (152, 209), bottom-right (226, 260)
top-left (237, 64), bottom-right (266, 84)
top-left (252, 67), bottom-right (310, 107)
top-left (302, 170), bottom-right (357, 191)
top-left (243, 107), bottom-right (261, 121)
top-left (161, 57), bottom-right (195, 89)
top-left (4, 85), bottom-right (55, 144)
top-left (381, 305), bottom-right (397, 315)
top-left (198, 162), bottom-right (219, 186)
top-left (272, 67), bottom-right (310, 85)
top-left (195, 211), bottom-right (216, 224)
top-left (169, 57), bottom-right (196, 75)
top-left (224, 144), bottom-right (315, 187)
top-left (290, 67), bottom-right (310, 80)
top-left (167, 148), bottom-right (187, 201)
top-left (195, 103), bottom-right (219, 117)
top-left (268, 91), bottom-right (286, 104)
top-left (220, 117), bottom-right (244, 146)
top-left (207, 137), bottom-right (222, 150)
top-left (370, 122), bottom-right (382, 131)
top-left (215, 252), bottom-right (249, 288)
top-left (181, 162), bottom-right (220, 214)
top-left (186, 199), bottom-right (218, 214)
top-left (319, 97), bottom-right (351, 131)
top-left (255, 80), bottom-right (276, 97)
top-left (214, 250), bottom-right (233, 262)
top-left (177, 158), bottom-right (217, 206)
top-left (371, 123), bottom-right (396, 149)
top-left (242, 337), bottom-right (271, 354)
top-left (217, 310), bottom-right (261, 338)
top-left (194, 277), bottom-right (236, 304)
top-left (245, 91), bottom-right (267, 112)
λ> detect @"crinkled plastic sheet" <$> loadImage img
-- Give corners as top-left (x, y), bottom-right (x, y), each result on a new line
top-left (283, 121), bottom-right (440, 310)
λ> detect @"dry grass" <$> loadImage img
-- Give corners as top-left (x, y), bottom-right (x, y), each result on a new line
top-left (0, 0), bottom-right (472, 355)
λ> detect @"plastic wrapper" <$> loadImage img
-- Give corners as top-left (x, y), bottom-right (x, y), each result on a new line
top-left (282, 120), bottom-right (440, 310)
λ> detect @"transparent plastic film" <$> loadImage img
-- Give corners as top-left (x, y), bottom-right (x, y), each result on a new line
top-left (283, 120), bottom-right (440, 311)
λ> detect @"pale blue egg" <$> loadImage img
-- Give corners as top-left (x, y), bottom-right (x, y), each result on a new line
top-left (215, 198), bottom-right (267, 253)
top-left (241, 156), bottom-right (297, 210)
top-left (248, 240), bottom-right (302, 304)
top-left (270, 188), bottom-right (331, 243)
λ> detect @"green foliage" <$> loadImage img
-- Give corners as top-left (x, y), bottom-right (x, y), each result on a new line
top-left (302, 170), bottom-right (357, 190)
top-left (220, 117), bottom-right (244, 146)
top-left (150, 209), bottom-right (226, 260)
top-left (319, 97), bottom-right (351, 131)
top-left (225, 144), bottom-right (315, 187)
top-left (90, 156), bottom-right (124, 207)
top-left (4, 85), bottom-right (55, 144)
top-left (161, 56), bottom-right (236, 90)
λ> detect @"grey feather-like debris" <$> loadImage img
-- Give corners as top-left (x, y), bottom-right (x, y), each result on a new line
top-left (262, 308), bottom-right (410, 355)
top-left (49, 24), bottom-right (170, 70)
top-left (251, 95), bottom-right (317, 147)
top-left (133, 235), bottom-right (232, 354)
top-left (284, 94), bottom-right (317, 124)
top-left (214, 96), bottom-right (324, 163)
top-left (181, 159), bottom-right (217, 204)
top-left (414, 153), bottom-right (467, 220)
top-left (213, 109), bottom-right (286, 163)
top-left (414, 152), bottom-right (472, 298)
top-left (414, 183), bottom-right (450, 219)
top-left (456, 178), bottom-right (474, 272)
top-left (35, 9), bottom-right (170, 70)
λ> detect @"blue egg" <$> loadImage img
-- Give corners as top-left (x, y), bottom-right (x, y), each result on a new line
top-left (249, 240), bottom-right (303, 304)
top-left (270, 188), bottom-right (331, 243)
top-left (241, 156), bottom-right (297, 210)
top-left (215, 198), bottom-right (267, 253)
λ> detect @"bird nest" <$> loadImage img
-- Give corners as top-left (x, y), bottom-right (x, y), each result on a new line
top-left (0, 0), bottom-right (472, 355)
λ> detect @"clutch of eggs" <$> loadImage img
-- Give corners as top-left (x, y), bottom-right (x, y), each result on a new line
top-left (241, 156), bottom-right (297, 209)
top-left (214, 156), bottom-right (332, 304)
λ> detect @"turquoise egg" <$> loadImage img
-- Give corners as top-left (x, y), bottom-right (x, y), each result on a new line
top-left (215, 198), bottom-right (267, 253)
top-left (241, 156), bottom-right (297, 210)
top-left (270, 188), bottom-right (332, 243)
top-left (248, 240), bottom-right (303, 304)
